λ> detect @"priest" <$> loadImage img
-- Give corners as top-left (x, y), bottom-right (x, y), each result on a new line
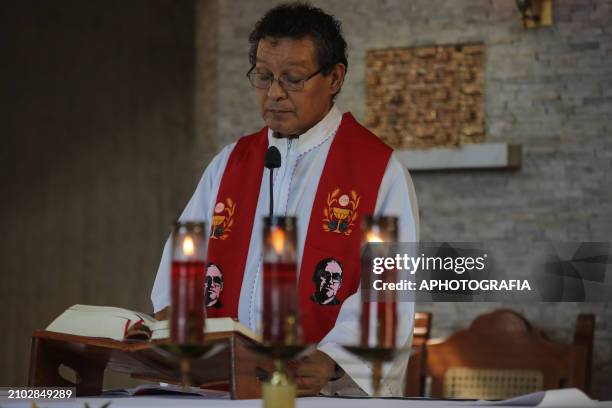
top-left (151, 2), bottom-right (419, 397)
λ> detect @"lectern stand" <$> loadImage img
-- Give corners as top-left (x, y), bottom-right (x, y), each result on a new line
top-left (28, 330), bottom-right (274, 399)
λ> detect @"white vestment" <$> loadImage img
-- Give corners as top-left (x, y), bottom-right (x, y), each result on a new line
top-left (151, 105), bottom-right (420, 396)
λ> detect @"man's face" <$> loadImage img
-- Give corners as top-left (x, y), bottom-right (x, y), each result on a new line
top-left (205, 265), bottom-right (223, 302)
top-left (254, 36), bottom-right (337, 136)
top-left (319, 261), bottom-right (342, 300)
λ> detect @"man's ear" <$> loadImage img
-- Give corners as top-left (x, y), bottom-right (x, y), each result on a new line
top-left (329, 63), bottom-right (346, 96)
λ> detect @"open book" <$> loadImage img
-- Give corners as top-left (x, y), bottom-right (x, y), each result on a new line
top-left (46, 304), bottom-right (260, 343)
top-left (101, 383), bottom-right (229, 398)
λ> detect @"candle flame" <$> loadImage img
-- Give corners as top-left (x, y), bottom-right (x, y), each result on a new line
top-left (270, 227), bottom-right (286, 254)
top-left (182, 235), bottom-right (195, 256)
top-left (366, 231), bottom-right (384, 243)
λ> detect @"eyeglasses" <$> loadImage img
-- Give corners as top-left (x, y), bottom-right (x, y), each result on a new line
top-left (246, 66), bottom-right (325, 91)
top-left (321, 271), bottom-right (342, 283)
top-left (206, 276), bottom-right (222, 286)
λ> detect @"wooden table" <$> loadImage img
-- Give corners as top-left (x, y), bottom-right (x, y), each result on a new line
top-left (28, 330), bottom-right (274, 399)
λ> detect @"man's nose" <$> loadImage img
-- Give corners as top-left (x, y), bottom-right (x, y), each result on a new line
top-left (267, 78), bottom-right (288, 100)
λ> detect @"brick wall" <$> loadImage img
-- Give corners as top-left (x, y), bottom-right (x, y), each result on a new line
top-left (365, 44), bottom-right (485, 148)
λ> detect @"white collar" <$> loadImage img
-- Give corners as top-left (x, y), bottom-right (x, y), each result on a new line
top-left (267, 105), bottom-right (343, 155)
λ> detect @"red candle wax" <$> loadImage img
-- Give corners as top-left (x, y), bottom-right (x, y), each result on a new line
top-left (360, 254), bottom-right (372, 346)
top-left (361, 250), bottom-right (397, 348)
top-left (171, 260), bottom-right (205, 344)
top-left (361, 301), bottom-right (397, 348)
top-left (262, 261), bottom-right (298, 345)
top-left (377, 301), bottom-right (397, 348)
top-left (360, 217), bottom-right (399, 349)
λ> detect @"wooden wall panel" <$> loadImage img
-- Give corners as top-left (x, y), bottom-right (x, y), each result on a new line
top-left (0, 0), bottom-right (214, 386)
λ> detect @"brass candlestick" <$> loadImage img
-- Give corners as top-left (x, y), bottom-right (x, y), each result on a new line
top-left (343, 345), bottom-right (408, 397)
top-left (165, 220), bottom-right (211, 389)
top-left (257, 216), bottom-right (307, 407)
top-left (263, 360), bottom-right (294, 408)
top-left (249, 343), bottom-right (315, 408)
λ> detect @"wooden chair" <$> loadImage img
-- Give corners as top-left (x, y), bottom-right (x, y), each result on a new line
top-left (405, 311), bottom-right (432, 396)
top-left (423, 309), bottom-right (594, 400)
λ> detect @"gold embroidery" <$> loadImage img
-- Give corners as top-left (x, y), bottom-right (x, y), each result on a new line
top-left (211, 198), bottom-right (236, 240)
top-left (322, 188), bottom-right (360, 236)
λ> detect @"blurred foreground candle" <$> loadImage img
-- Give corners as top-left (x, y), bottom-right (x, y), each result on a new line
top-left (361, 216), bottom-right (398, 348)
top-left (170, 221), bottom-right (207, 344)
top-left (262, 216), bottom-right (299, 345)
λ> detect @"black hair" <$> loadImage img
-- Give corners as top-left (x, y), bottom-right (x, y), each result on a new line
top-left (312, 257), bottom-right (343, 283)
top-left (248, 2), bottom-right (349, 76)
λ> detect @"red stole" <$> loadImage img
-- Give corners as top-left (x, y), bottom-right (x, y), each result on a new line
top-left (205, 131), bottom-right (268, 318)
top-left (206, 113), bottom-right (392, 342)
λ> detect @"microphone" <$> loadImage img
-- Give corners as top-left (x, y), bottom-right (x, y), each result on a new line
top-left (264, 144), bottom-right (281, 219)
